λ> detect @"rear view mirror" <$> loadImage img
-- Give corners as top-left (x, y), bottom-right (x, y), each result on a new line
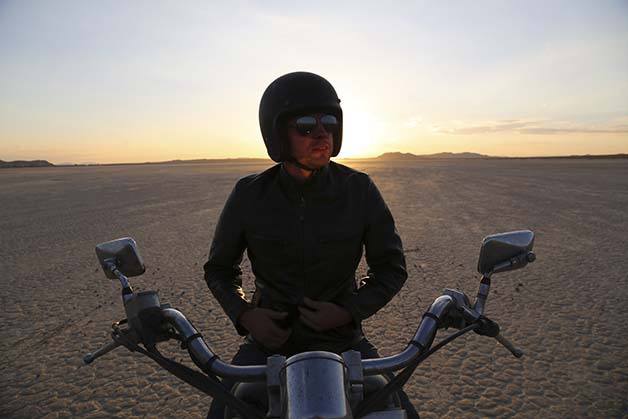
top-left (95, 238), bottom-right (145, 279)
top-left (477, 230), bottom-right (535, 276)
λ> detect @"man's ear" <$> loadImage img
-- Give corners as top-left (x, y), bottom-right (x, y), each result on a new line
top-left (277, 118), bottom-right (292, 159)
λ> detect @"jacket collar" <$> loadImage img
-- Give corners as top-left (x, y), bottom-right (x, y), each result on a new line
top-left (279, 162), bottom-right (331, 200)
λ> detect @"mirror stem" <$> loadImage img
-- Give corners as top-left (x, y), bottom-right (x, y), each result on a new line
top-left (104, 260), bottom-right (134, 300)
top-left (474, 276), bottom-right (491, 315)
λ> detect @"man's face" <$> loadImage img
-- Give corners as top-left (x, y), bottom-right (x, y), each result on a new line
top-left (285, 113), bottom-right (335, 169)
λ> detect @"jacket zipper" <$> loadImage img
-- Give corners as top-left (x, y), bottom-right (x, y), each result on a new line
top-left (299, 194), bottom-right (306, 298)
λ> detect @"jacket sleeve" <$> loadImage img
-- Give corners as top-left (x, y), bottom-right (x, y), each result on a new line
top-left (203, 180), bottom-right (252, 335)
top-left (337, 177), bottom-right (407, 323)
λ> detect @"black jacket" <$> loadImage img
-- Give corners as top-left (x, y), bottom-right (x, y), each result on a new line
top-left (204, 161), bottom-right (407, 354)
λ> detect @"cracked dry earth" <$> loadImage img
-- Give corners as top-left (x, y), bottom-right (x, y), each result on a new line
top-left (1, 158), bottom-right (627, 418)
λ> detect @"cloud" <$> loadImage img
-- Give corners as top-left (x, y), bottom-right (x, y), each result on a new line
top-left (436, 119), bottom-right (628, 135)
top-left (520, 127), bottom-right (628, 135)
top-left (403, 115), bottom-right (423, 128)
top-left (442, 120), bottom-right (534, 134)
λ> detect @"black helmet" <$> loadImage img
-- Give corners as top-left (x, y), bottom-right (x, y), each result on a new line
top-left (259, 72), bottom-right (343, 162)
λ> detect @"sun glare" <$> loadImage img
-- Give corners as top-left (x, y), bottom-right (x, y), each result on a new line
top-left (340, 110), bottom-right (381, 158)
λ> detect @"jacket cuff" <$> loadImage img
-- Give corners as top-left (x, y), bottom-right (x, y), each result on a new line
top-left (333, 295), bottom-right (362, 327)
top-left (232, 301), bottom-right (254, 336)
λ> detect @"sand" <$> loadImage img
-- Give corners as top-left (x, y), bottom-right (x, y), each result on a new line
top-left (1, 158), bottom-right (627, 418)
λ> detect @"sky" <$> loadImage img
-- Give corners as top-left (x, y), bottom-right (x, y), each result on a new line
top-left (1, 0), bottom-right (627, 164)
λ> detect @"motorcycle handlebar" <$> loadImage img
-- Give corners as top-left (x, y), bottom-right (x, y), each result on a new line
top-left (363, 295), bottom-right (455, 375)
top-left (161, 295), bottom-right (458, 380)
top-left (161, 308), bottom-right (266, 382)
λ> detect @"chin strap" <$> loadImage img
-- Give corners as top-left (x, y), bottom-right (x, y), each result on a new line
top-left (286, 158), bottom-right (319, 172)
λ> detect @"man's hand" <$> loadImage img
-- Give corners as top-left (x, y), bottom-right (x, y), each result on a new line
top-left (238, 308), bottom-right (291, 349)
top-left (298, 297), bottom-right (352, 332)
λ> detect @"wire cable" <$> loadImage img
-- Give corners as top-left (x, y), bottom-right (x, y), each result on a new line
top-left (355, 323), bottom-right (480, 417)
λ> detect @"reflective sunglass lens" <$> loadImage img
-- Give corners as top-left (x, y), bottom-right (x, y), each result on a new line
top-left (320, 115), bottom-right (338, 132)
top-left (320, 115), bottom-right (338, 125)
top-left (295, 116), bottom-right (317, 125)
top-left (295, 116), bottom-right (317, 135)
top-left (292, 114), bottom-right (338, 135)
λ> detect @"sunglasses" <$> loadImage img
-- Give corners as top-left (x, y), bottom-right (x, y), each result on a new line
top-left (288, 114), bottom-right (339, 136)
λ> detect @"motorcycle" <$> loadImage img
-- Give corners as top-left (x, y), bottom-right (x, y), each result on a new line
top-left (84, 230), bottom-right (536, 418)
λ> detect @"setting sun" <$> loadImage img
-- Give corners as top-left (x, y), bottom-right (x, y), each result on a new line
top-left (340, 105), bottom-right (385, 158)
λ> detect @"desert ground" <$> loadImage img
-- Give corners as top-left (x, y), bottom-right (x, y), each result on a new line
top-left (1, 158), bottom-right (627, 418)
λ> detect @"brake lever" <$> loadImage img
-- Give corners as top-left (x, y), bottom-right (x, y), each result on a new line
top-left (442, 289), bottom-right (524, 358)
top-left (84, 339), bottom-right (121, 364)
top-left (84, 320), bottom-right (141, 365)
top-left (494, 333), bottom-right (524, 358)
top-left (473, 317), bottom-right (524, 358)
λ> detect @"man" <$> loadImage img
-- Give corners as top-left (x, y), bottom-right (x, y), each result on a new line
top-left (204, 72), bottom-right (418, 417)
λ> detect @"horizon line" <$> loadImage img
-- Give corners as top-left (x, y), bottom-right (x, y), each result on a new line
top-left (3, 151), bottom-right (628, 167)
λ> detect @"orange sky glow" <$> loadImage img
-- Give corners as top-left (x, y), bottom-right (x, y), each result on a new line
top-left (1, 1), bottom-right (626, 164)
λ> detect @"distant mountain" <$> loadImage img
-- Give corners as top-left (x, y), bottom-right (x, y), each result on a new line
top-left (156, 158), bottom-right (269, 164)
top-left (508, 153), bottom-right (628, 160)
top-left (0, 160), bottom-right (55, 168)
top-left (375, 152), bottom-right (490, 160)
top-left (5, 153), bottom-right (626, 168)
top-left (57, 157), bottom-right (271, 167)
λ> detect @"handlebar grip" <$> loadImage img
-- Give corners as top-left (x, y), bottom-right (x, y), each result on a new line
top-left (495, 334), bottom-right (524, 358)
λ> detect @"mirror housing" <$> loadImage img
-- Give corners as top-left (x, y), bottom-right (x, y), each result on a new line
top-left (477, 230), bottom-right (535, 277)
top-left (95, 237), bottom-right (145, 279)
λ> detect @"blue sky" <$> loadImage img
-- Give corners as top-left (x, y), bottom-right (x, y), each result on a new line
top-left (1, 0), bottom-right (627, 163)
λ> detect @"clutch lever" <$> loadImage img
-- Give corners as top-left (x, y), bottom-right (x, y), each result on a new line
top-left (494, 333), bottom-right (524, 358)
